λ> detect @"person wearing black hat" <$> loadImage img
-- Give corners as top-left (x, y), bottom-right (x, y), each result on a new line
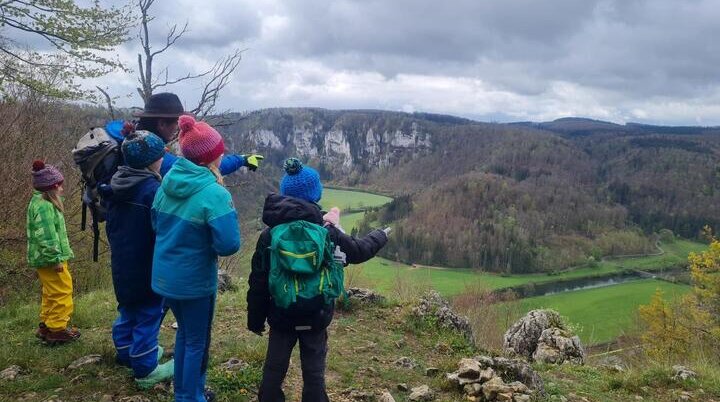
top-left (134, 92), bottom-right (264, 177)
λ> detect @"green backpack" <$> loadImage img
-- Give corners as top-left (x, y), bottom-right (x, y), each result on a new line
top-left (268, 220), bottom-right (344, 309)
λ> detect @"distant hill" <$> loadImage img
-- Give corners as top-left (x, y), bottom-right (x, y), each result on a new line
top-left (220, 108), bottom-right (720, 273)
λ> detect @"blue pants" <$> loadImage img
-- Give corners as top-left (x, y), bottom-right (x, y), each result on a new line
top-left (166, 295), bottom-right (215, 402)
top-left (112, 298), bottom-right (165, 378)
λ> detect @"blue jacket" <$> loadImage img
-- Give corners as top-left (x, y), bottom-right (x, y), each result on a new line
top-left (160, 153), bottom-right (246, 177)
top-left (152, 158), bottom-right (241, 299)
top-left (103, 167), bottom-right (162, 305)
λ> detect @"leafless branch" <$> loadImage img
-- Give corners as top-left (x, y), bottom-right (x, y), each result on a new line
top-left (190, 48), bottom-right (245, 119)
top-left (96, 86), bottom-right (115, 119)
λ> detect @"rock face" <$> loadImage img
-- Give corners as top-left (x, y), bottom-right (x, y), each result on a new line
top-left (221, 108), bottom-right (434, 178)
top-left (413, 291), bottom-right (475, 345)
top-left (346, 287), bottom-right (386, 304)
top-left (446, 355), bottom-right (544, 401)
top-left (503, 310), bottom-right (585, 364)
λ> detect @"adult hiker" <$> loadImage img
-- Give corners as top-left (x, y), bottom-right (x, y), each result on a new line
top-left (152, 115), bottom-right (241, 402)
top-left (131, 92), bottom-right (264, 177)
top-left (27, 161), bottom-right (80, 344)
top-left (102, 131), bottom-right (174, 388)
top-left (247, 158), bottom-right (389, 402)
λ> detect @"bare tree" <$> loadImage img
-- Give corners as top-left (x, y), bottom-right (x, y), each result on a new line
top-left (135, 0), bottom-right (244, 119)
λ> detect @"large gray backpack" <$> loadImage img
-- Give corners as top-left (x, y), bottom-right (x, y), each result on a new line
top-left (72, 127), bottom-right (122, 262)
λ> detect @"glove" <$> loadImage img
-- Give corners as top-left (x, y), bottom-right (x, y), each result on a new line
top-left (243, 154), bottom-right (264, 171)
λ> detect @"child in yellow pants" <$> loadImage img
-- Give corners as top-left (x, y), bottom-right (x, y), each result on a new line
top-left (27, 160), bottom-right (79, 344)
top-left (37, 261), bottom-right (74, 332)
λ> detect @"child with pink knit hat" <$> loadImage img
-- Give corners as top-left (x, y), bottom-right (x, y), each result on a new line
top-left (152, 115), bottom-right (241, 402)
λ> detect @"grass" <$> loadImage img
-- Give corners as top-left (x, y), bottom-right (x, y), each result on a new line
top-left (514, 279), bottom-right (691, 345)
top-left (2, 284), bottom-right (718, 402)
top-left (320, 188), bottom-right (392, 230)
top-left (349, 239), bottom-right (705, 298)
top-left (0, 286), bottom-right (477, 402)
top-left (319, 188), bottom-right (392, 212)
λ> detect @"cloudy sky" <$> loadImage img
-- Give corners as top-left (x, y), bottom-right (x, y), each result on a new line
top-left (84, 0), bottom-right (720, 125)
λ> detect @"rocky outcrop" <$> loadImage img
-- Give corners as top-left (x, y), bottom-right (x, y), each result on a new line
top-left (346, 287), bottom-right (386, 304)
top-left (672, 365), bottom-right (697, 381)
top-left (503, 310), bottom-right (585, 364)
top-left (408, 385), bottom-right (434, 401)
top-left (446, 355), bottom-right (544, 401)
top-left (412, 291), bottom-right (475, 345)
top-left (532, 327), bottom-right (585, 364)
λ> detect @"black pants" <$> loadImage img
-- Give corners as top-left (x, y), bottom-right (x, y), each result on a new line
top-left (259, 328), bottom-right (329, 402)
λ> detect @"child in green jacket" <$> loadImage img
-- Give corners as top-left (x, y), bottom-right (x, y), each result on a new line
top-left (26, 160), bottom-right (79, 344)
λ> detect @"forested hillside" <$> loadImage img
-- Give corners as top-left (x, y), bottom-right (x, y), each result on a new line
top-left (221, 109), bottom-right (720, 273)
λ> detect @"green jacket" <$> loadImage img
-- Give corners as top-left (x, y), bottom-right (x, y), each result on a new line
top-left (26, 191), bottom-right (74, 268)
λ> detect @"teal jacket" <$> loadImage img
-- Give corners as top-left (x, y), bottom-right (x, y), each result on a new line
top-left (151, 158), bottom-right (241, 299)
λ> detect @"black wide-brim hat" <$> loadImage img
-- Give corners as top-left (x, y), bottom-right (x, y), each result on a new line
top-left (133, 92), bottom-right (187, 118)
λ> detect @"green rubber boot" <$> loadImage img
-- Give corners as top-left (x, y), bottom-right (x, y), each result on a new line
top-left (135, 359), bottom-right (174, 390)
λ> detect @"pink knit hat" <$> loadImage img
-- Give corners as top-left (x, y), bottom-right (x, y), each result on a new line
top-left (178, 115), bottom-right (225, 165)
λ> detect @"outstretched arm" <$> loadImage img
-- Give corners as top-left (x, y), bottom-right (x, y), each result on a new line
top-left (328, 226), bottom-right (388, 265)
top-left (219, 154), bottom-right (265, 176)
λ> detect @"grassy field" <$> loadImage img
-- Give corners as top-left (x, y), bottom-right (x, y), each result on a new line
top-left (514, 279), bottom-right (691, 345)
top-left (347, 239), bottom-right (705, 298)
top-left (320, 188), bottom-right (392, 230)
top-left (320, 188), bottom-right (392, 211)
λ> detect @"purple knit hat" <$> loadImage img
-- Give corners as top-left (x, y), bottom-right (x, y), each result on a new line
top-left (178, 115), bottom-right (225, 165)
top-left (31, 160), bottom-right (64, 191)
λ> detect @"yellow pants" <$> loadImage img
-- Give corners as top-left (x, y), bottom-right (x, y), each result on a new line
top-left (37, 262), bottom-right (74, 331)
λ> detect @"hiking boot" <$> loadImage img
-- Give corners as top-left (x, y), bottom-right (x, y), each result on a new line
top-left (135, 359), bottom-right (174, 390)
top-left (45, 328), bottom-right (80, 345)
top-left (35, 323), bottom-right (49, 340)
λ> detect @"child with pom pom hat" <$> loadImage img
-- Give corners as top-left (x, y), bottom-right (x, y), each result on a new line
top-left (152, 115), bottom-right (242, 402)
top-left (102, 131), bottom-right (175, 389)
top-left (247, 158), bottom-right (390, 402)
top-left (26, 160), bottom-right (79, 344)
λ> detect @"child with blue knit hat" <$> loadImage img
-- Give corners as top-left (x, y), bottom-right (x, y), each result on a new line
top-left (103, 130), bottom-right (174, 389)
top-left (248, 157), bottom-right (389, 402)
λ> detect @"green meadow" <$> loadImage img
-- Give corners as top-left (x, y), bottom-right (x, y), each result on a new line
top-left (515, 279), bottom-right (691, 345)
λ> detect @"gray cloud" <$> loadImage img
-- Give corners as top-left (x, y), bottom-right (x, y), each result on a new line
top-left (81, 0), bottom-right (720, 125)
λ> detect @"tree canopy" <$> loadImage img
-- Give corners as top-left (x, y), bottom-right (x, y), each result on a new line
top-left (0, 0), bottom-right (132, 99)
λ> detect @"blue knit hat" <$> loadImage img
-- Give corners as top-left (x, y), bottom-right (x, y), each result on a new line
top-left (280, 158), bottom-right (323, 203)
top-left (121, 130), bottom-right (166, 169)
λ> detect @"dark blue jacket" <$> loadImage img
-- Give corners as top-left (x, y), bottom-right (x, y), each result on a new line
top-left (103, 167), bottom-right (162, 305)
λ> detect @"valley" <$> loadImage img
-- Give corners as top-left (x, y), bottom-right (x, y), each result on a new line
top-left (322, 188), bottom-right (705, 345)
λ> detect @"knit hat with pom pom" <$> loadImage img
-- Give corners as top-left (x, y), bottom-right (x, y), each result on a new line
top-left (121, 130), bottom-right (166, 169)
top-left (178, 115), bottom-right (224, 165)
top-left (279, 158), bottom-right (323, 203)
top-left (31, 160), bottom-right (64, 191)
